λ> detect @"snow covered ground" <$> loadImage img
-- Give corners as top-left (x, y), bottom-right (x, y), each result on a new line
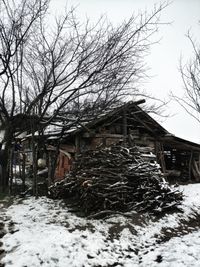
top-left (1, 184), bottom-right (200, 267)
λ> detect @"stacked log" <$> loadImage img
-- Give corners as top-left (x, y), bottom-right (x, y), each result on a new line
top-left (49, 145), bottom-right (182, 218)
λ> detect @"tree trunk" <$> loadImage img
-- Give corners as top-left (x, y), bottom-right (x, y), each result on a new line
top-left (0, 128), bottom-right (13, 193)
top-left (9, 147), bottom-right (14, 195)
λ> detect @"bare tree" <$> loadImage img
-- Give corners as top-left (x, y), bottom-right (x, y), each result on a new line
top-left (0, 0), bottom-right (169, 191)
top-left (172, 30), bottom-right (200, 122)
top-left (22, 2), bottom-right (170, 128)
top-left (0, 0), bottom-right (49, 191)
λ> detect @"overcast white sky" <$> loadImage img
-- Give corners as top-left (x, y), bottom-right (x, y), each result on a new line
top-left (50, 0), bottom-right (200, 143)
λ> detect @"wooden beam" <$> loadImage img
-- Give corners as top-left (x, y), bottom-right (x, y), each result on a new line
top-left (94, 134), bottom-right (124, 138)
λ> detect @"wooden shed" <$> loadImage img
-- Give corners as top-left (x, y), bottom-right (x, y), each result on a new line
top-left (47, 100), bottom-right (200, 183)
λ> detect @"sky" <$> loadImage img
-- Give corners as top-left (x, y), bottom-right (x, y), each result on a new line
top-left (50, 0), bottom-right (200, 143)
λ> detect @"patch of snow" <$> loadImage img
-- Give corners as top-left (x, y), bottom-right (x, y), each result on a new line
top-left (141, 231), bottom-right (200, 267)
top-left (1, 184), bottom-right (200, 266)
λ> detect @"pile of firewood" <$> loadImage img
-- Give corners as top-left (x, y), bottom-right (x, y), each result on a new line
top-left (49, 145), bottom-right (183, 218)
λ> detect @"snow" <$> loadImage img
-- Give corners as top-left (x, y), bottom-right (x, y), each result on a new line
top-left (141, 231), bottom-right (200, 267)
top-left (1, 184), bottom-right (200, 266)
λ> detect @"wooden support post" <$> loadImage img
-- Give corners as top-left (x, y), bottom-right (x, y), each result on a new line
top-left (123, 107), bottom-right (127, 146)
top-left (31, 131), bottom-right (38, 198)
top-left (48, 151), bottom-right (53, 186)
top-left (189, 151), bottom-right (193, 181)
top-left (18, 151), bottom-right (22, 181)
top-left (155, 142), bottom-right (166, 173)
top-left (75, 134), bottom-right (80, 158)
top-left (22, 153), bottom-right (26, 191)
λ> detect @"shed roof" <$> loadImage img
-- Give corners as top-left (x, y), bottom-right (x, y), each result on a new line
top-left (25, 99), bottom-right (200, 153)
top-left (62, 100), bottom-right (169, 137)
top-left (162, 135), bottom-right (200, 153)
top-left (61, 100), bottom-right (200, 152)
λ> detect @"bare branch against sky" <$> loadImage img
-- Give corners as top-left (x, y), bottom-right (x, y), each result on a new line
top-left (49, 0), bottom-right (200, 143)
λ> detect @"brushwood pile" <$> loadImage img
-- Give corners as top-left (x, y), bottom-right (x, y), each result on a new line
top-left (49, 145), bottom-right (183, 218)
